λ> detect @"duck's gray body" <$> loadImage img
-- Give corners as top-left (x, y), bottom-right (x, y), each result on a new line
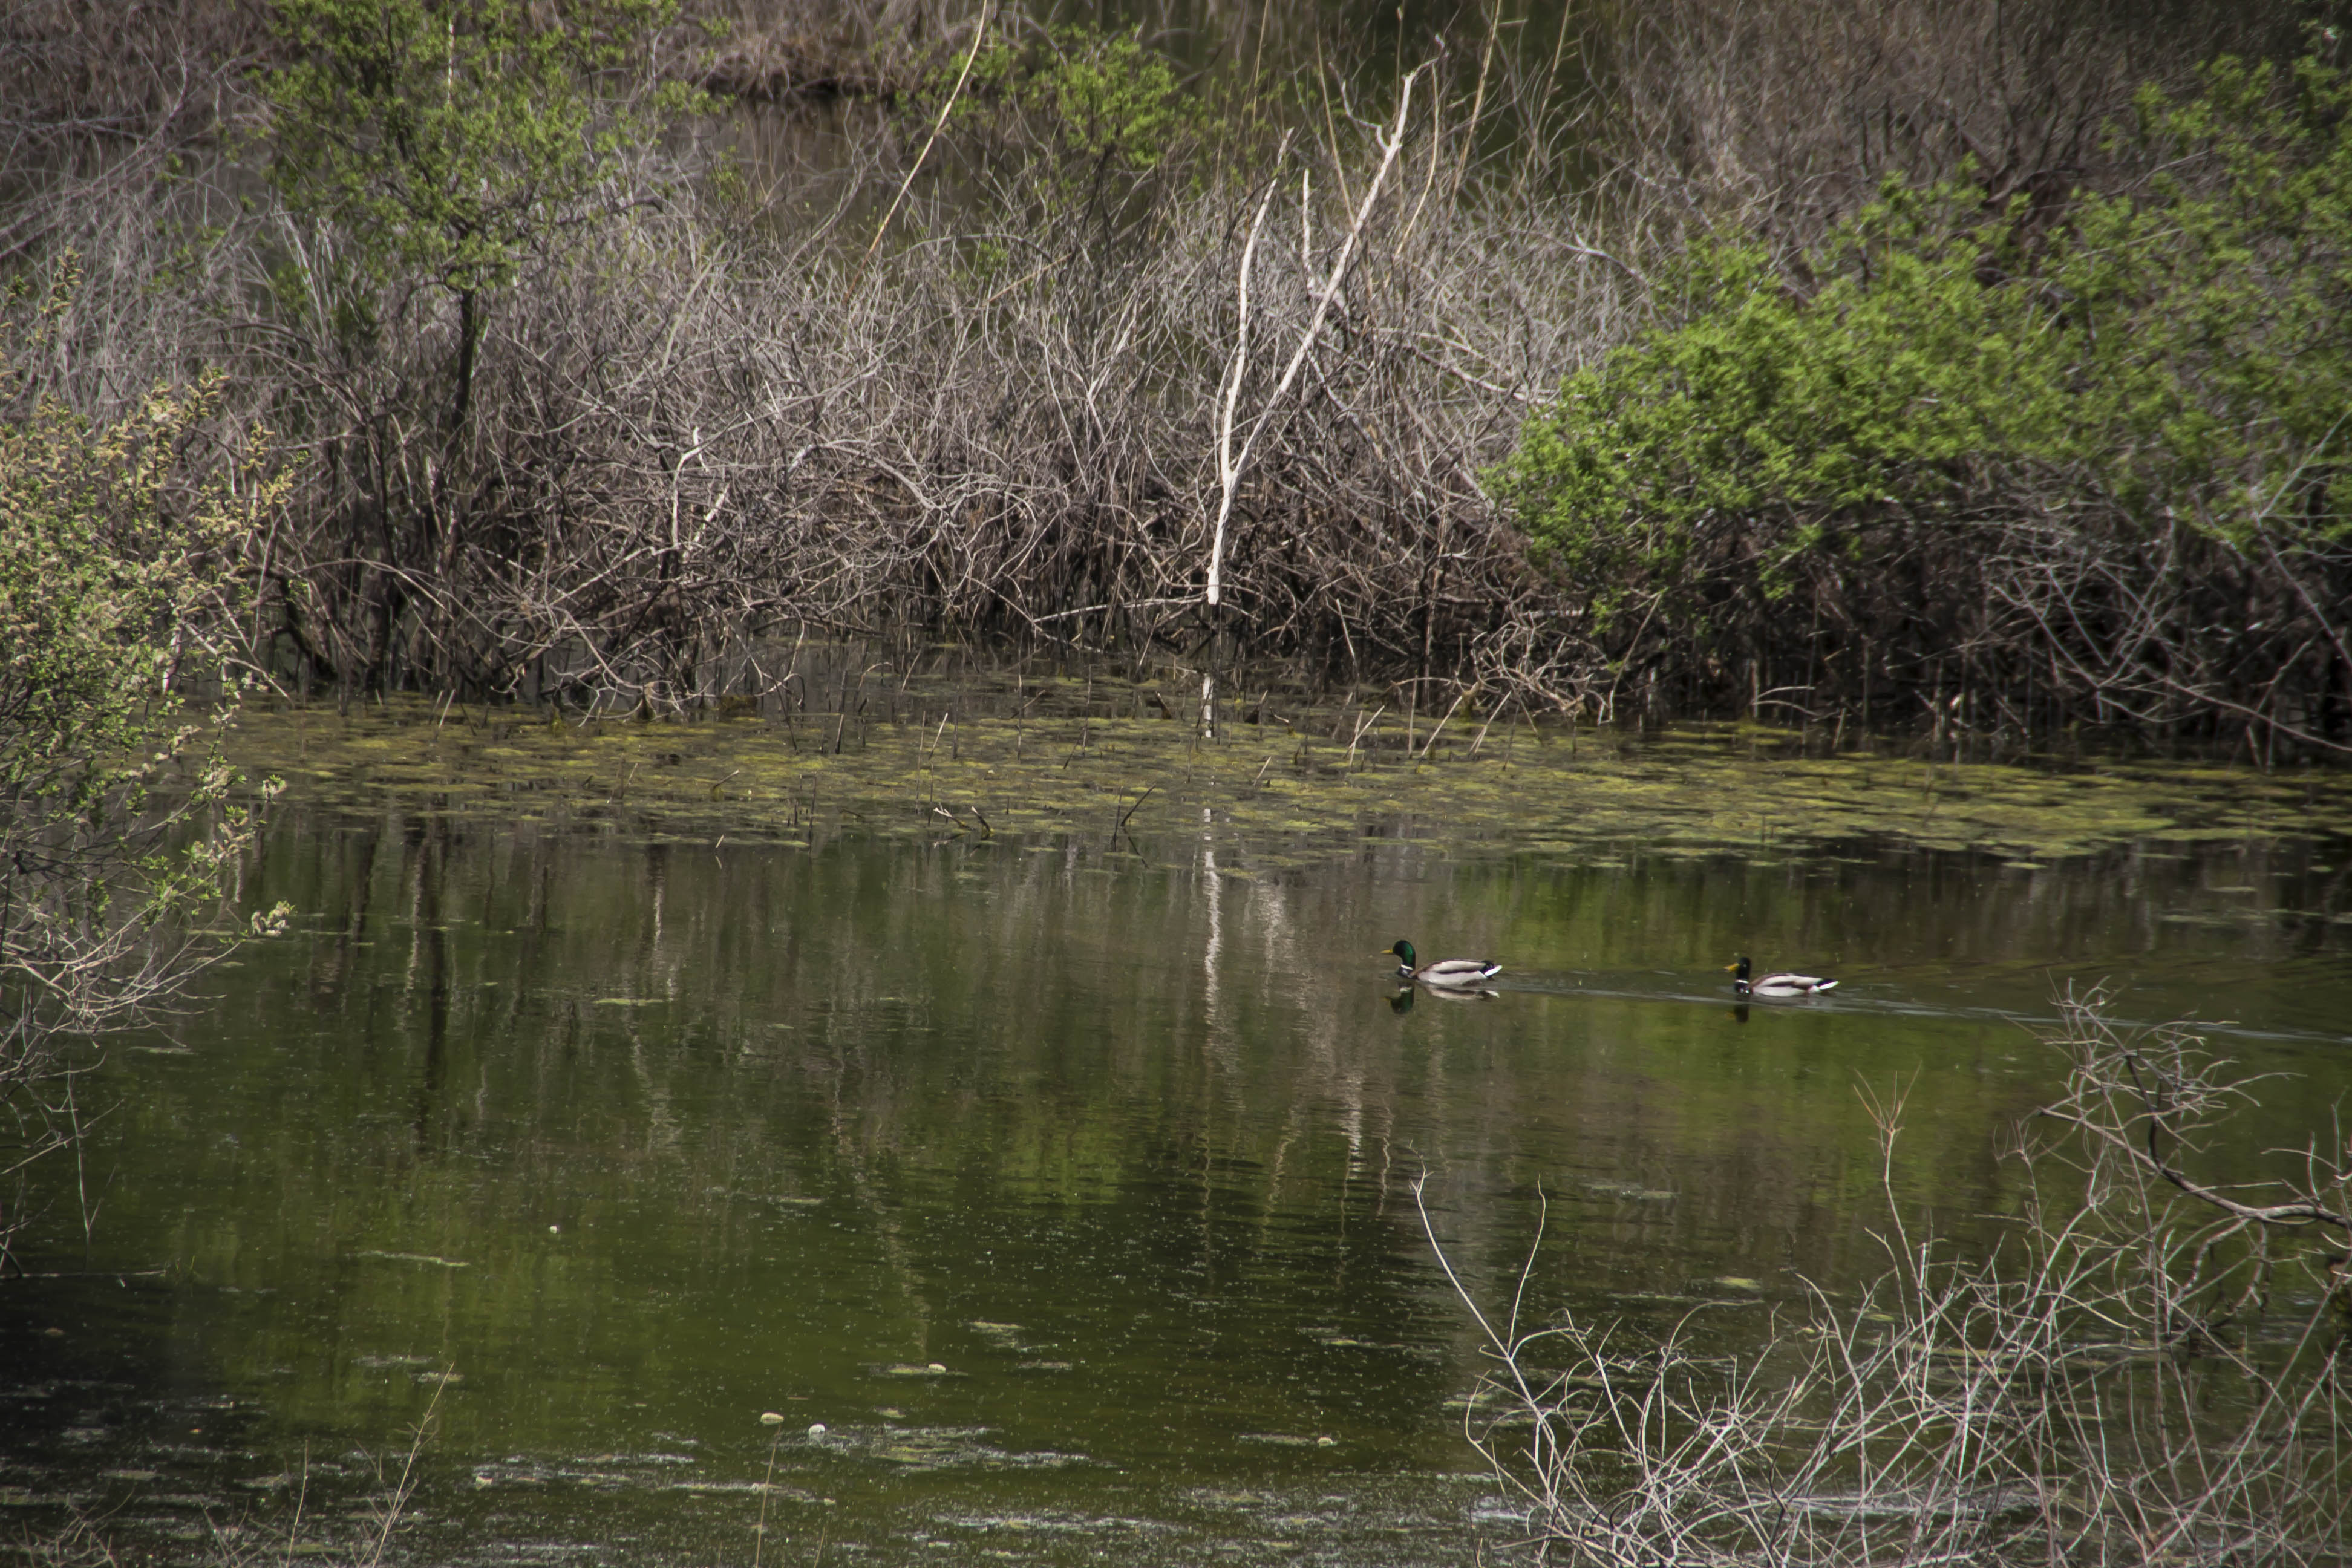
top-left (1728, 956), bottom-right (1837, 998)
top-left (1391, 940), bottom-right (1501, 987)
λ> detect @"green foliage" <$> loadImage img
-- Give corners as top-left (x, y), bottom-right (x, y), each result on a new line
top-left (1, 269), bottom-right (290, 1066)
top-left (1491, 53), bottom-right (2352, 615)
top-left (255, 0), bottom-right (710, 438)
top-left (995, 28), bottom-right (1200, 175)
top-left (706, 146), bottom-right (753, 217)
top-left (258, 0), bottom-right (705, 299)
top-left (931, 25), bottom-right (1211, 207)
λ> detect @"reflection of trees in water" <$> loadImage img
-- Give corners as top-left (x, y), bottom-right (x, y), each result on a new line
top-left (240, 807), bottom-right (2347, 1321)
top-left (8, 794), bottom-right (2341, 1561)
top-left (172, 791), bottom-right (2333, 1427)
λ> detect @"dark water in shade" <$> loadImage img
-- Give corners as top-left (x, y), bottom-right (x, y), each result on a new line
top-left (4, 802), bottom-right (2350, 1564)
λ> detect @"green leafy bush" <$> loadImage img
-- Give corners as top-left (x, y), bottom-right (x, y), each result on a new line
top-left (1, 270), bottom-right (288, 1123)
top-left (941, 27), bottom-right (1205, 171)
top-left (1490, 54), bottom-right (2352, 740)
top-left (257, 0), bottom-right (709, 423)
top-left (920, 22), bottom-right (1214, 252)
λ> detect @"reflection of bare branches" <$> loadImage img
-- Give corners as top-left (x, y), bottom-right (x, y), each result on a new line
top-left (4, 898), bottom-right (223, 1217)
top-left (1424, 989), bottom-right (2352, 1567)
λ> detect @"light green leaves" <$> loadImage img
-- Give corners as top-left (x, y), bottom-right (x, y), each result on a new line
top-left (1492, 53), bottom-right (2352, 601)
top-left (257, 0), bottom-right (707, 300)
top-left (2, 272), bottom-right (290, 1047)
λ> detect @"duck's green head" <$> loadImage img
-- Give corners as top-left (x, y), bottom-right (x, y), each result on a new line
top-left (1725, 956), bottom-right (1752, 980)
top-left (1390, 939), bottom-right (1417, 965)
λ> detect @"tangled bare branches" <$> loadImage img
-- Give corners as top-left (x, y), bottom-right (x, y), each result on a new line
top-left (1587, 0), bottom-right (2316, 249)
top-left (7, 0), bottom-right (2342, 746)
top-left (8, 32), bottom-right (1641, 716)
top-left (1423, 991), bottom-right (2352, 1567)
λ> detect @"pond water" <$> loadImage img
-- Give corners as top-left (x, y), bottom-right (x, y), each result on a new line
top-left (4, 694), bottom-right (2350, 1565)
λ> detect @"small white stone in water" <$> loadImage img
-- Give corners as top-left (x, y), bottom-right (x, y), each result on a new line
top-left (549, 1225), bottom-right (560, 1234)
top-left (1317, 1436), bottom-right (1337, 1448)
top-left (759, 1412), bottom-right (785, 1425)
top-left (808, 1422), bottom-right (828, 1437)
top-left (927, 1362), bottom-right (946, 1373)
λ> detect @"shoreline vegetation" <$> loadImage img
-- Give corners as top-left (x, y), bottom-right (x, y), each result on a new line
top-left (6, 4), bottom-right (2352, 1563)
top-left (4, 0), bottom-right (2348, 758)
top-left (1428, 991), bottom-right (2352, 1568)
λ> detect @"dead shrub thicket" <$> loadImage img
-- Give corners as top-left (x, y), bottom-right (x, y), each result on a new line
top-left (1589, 0), bottom-right (2318, 247)
top-left (2, 0), bottom-right (2339, 735)
top-left (6, 7), bottom-right (1645, 717)
top-left (1425, 991), bottom-right (2352, 1567)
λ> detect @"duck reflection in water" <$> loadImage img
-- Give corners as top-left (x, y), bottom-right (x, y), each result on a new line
top-left (1388, 982), bottom-right (1498, 1014)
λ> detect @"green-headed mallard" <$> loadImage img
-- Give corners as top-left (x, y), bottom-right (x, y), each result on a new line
top-left (1728, 956), bottom-right (1837, 998)
top-left (1390, 939), bottom-right (1502, 987)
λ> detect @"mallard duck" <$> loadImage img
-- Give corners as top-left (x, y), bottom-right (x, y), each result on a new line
top-left (1727, 956), bottom-right (1837, 998)
top-left (1390, 939), bottom-right (1502, 987)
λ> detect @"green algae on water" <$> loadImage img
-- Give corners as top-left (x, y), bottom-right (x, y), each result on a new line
top-left (219, 690), bottom-right (2352, 867)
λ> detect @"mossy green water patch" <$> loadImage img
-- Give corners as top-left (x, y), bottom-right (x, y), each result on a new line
top-left (219, 692), bottom-right (2352, 867)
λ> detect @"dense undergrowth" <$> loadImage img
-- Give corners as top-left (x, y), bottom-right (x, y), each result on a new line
top-left (1494, 54), bottom-right (2352, 762)
top-left (9, 11), bottom-right (2352, 1560)
top-left (2, 0), bottom-right (2349, 757)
